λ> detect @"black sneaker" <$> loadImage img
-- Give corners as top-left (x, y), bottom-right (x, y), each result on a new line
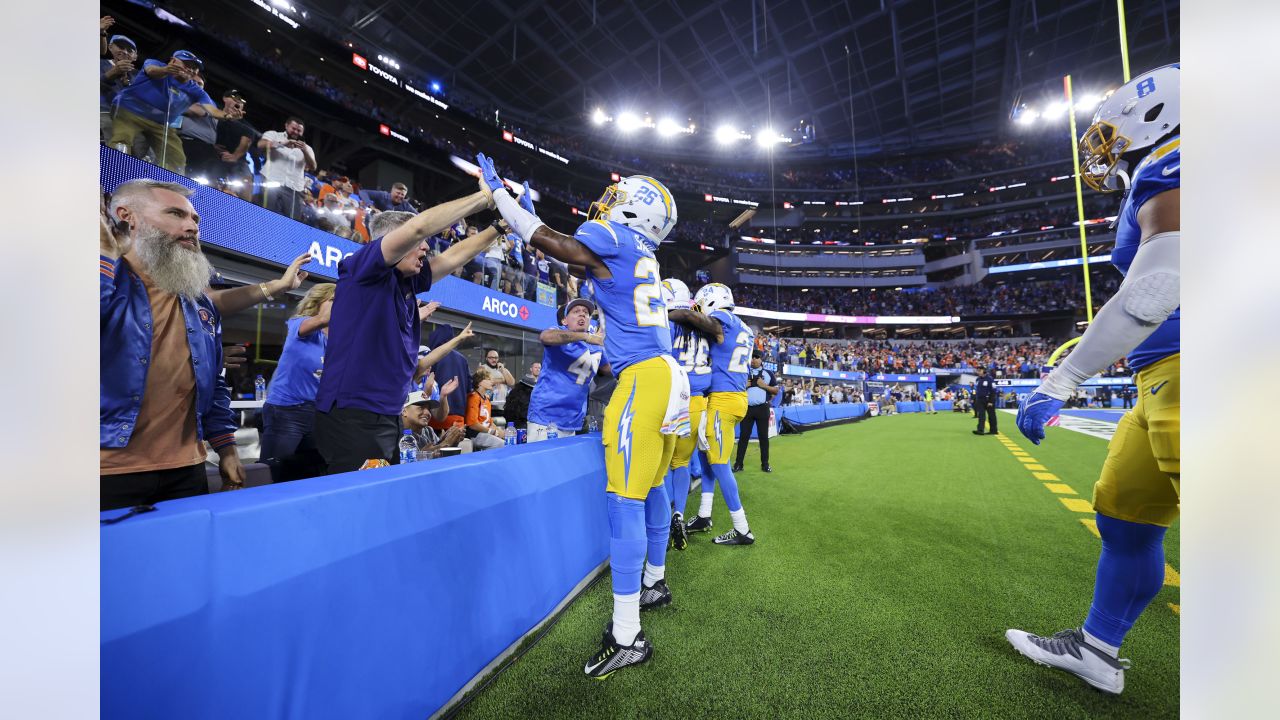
top-left (761, 464), bottom-right (772, 473)
top-left (973, 430), bottom-right (986, 435)
top-left (731, 463), bottom-right (744, 472)
top-left (713, 528), bottom-right (755, 545)
top-left (685, 515), bottom-right (713, 533)
top-left (583, 622), bottom-right (653, 679)
top-left (669, 512), bottom-right (688, 550)
top-left (639, 579), bottom-right (672, 610)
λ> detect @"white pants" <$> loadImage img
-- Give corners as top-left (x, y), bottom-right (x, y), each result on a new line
top-left (526, 421), bottom-right (578, 442)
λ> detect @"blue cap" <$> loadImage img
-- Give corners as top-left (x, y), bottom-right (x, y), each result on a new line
top-left (108, 34), bottom-right (136, 49)
top-left (172, 50), bottom-right (203, 69)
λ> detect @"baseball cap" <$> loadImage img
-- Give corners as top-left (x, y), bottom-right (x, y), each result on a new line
top-left (223, 88), bottom-right (246, 101)
top-left (108, 35), bottom-right (136, 50)
top-left (559, 298), bottom-right (596, 323)
top-left (404, 391), bottom-right (432, 408)
top-left (172, 50), bottom-right (203, 69)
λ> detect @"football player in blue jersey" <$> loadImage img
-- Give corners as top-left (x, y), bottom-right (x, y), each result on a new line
top-left (661, 278), bottom-right (712, 550)
top-left (527, 298), bottom-right (607, 440)
top-left (1008, 64), bottom-right (1180, 695)
top-left (670, 283), bottom-right (757, 546)
top-left (477, 154), bottom-right (690, 679)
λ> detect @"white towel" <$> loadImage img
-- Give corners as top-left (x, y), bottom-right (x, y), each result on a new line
top-left (659, 355), bottom-right (692, 437)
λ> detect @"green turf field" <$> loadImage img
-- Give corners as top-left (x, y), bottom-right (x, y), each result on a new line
top-left (456, 412), bottom-right (1179, 719)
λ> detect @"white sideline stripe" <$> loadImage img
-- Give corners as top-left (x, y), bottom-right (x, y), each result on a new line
top-left (998, 409), bottom-right (1117, 441)
top-left (430, 559), bottom-right (610, 720)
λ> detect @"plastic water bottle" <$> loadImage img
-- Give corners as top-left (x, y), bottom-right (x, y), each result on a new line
top-left (505, 431), bottom-right (518, 448)
top-left (399, 430), bottom-right (418, 464)
top-left (254, 375), bottom-right (267, 401)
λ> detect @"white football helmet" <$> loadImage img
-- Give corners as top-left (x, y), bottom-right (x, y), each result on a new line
top-left (661, 278), bottom-right (692, 310)
top-left (1079, 63), bottom-right (1180, 192)
top-left (588, 175), bottom-right (678, 246)
top-left (693, 283), bottom-right (734, 313)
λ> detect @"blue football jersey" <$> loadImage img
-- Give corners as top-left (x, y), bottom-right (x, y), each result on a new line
top-left (670, 322), bottom-right (712, 395)
top-left (573, 219), bottom-right (671, 375)
top-left (707, 309), bottom-right (754, 393)
top-left (1113, 136), bottom-right (1179, 371)
top-left (528, 328), bottom-right (602, 429)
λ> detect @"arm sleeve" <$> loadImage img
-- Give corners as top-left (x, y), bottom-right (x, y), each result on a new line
top-left (1039, 231), bottom-right (1180, 399)
top-left (203, 309), bottom-right (239, 450)
top-left (100, 255), bottom-right (120, 319)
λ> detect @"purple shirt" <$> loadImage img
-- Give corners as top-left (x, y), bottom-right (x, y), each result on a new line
top-left (315, 238), bottom-right (433, 415)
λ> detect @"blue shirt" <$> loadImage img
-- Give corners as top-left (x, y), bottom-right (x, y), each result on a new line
top-left (529, 328), bottom-right (603, 429)
top-left (1113, 135), bottom-right (1180, 371)
top-left (314, 238), bottom-right (433, 415)
top-left (574, 219), bottom-right (672, 375)
top-left (364, 189), bottom-right (416, 213)
top-left (670, 322), bottom-right (712, 395)
top-left (267, 316), bottom-right (327, 406)
top-left (746, 367), bottom-right (776, 406)
top-left (115, 59), bottom-right (214, 125)
top-left (707, 309), bottom-right (754, 393)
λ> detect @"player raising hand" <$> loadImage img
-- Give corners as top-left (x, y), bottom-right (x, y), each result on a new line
top-left (478, 153), bottom-right (690, 679)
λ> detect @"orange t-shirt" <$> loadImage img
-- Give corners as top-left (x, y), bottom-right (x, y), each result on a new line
top-left (100, 255), bottom-right (207, 474)
top-left (465, 392), bottom-right (492, 431)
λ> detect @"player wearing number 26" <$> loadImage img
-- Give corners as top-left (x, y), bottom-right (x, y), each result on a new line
top-left (527, 298), bottom-right (607, 441)
top-left (477, 154), bottom-right (690, 678)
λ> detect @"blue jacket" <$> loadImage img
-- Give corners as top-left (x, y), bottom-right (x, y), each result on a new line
top-left (100, 254), bottom-right (238, 452)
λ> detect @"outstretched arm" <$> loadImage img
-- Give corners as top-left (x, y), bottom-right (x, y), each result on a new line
top-left (382, 185), bottom-right (494, 267)
top-left (668, 309), bottom-right (724, 344)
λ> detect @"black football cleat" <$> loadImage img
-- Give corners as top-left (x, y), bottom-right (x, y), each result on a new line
top-left (713, 528), bottom-right (755, 546)
top-left (684, 515), bottom-right (713, 533)
top-left (731, 463), bottom-right (744, 472)
top-left (761, 464), bottom-right (772, 473)
top-left (583, 622), bottom-right (653, 679)
top-left (669, 512), bottom-right (689, 550)
top-left (639, 579), bottom-right (672, 610)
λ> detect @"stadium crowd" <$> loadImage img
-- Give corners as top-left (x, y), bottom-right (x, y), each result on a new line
top-left (735, 274), bottom-right (1121, 317)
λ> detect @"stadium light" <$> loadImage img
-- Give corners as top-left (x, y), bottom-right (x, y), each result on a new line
top-left (714, 125), bottom-right (741, 145)
top-left (1042, 101), bottom-right (1068, 120)
top-left (430, 81), bottom-right (442, 94)
top-left (656, 117), bottom-right (681, 137)
top-left (591, 108), bottom-right (608, 125)
top-left (756, 128), bottom-right (780, 149)
top-left (1015, 109), bottom-right (1039, 126)
top-left (617, 112), bottom-right (641, 133)
top-left (1075, 94), bottom-right (1101, 112)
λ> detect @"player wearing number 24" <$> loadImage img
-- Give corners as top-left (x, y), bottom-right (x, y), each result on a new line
top-left (477, 153), bottom-right (689, 679)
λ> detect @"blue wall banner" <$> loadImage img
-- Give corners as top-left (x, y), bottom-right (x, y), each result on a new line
top-left (782, 365), bottom-right (866, 381)
top-left (100, 146), bottom-right (558, 332)
top-left (102, 437), bottom-right (610, 720)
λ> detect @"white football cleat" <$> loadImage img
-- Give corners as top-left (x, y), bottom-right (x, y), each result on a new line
top-left (1006, 627), bottom-right (1130, 694)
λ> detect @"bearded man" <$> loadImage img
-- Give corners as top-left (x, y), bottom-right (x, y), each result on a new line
top-left (100, 179), bottom-right (242, 511)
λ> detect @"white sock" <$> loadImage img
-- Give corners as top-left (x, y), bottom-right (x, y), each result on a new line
top-left (699, 492), bottom-right (713, 518)
top-left (1082, 629), bottom-right (1120, 658)
top-left (643, 562), bottom-right (665, 587)
top-left (612, 592), bottom-right (641, 645)
top-left (729, 508), bottom-right (750, 534)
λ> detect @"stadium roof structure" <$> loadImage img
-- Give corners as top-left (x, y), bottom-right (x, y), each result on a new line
top-left (302, 0), bottom-right (1178, 159)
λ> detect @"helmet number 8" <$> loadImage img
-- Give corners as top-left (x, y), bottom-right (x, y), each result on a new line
top-left (632, 256), bottom-right (667, 327)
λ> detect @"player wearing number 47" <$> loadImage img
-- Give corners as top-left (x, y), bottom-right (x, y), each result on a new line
top-left (477, 152), bottom-right (691, 680)
top-left (527, 298), bottom-right (611, 442)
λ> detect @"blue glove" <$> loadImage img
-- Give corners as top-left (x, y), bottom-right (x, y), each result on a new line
top-left (1016, 391), bottom-right (1065, 445)
top-left (475, 153), bottom-right (505, 193)
top-left (518, 181), bottom-right (535, 214)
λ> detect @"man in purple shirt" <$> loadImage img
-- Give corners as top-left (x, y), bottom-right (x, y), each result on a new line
top-left (313, 181), bottom-right (500, 474)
